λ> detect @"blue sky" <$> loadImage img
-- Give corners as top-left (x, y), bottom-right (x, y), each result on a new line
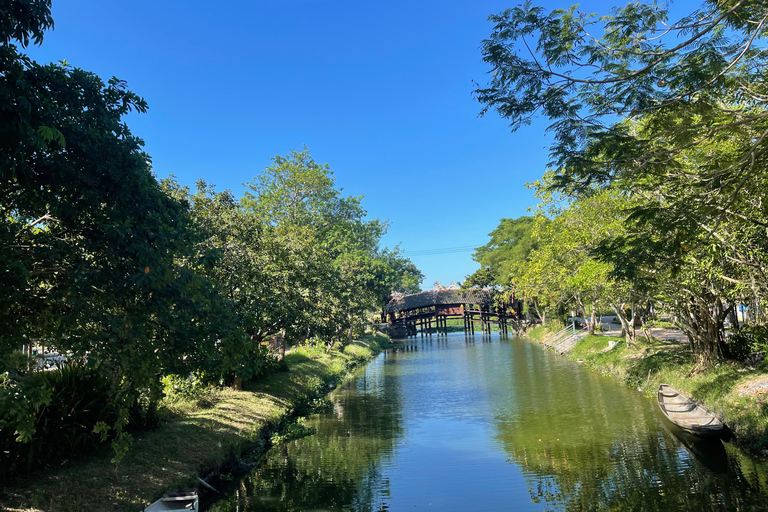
top-left (28, 0), bottom-right (622, 289)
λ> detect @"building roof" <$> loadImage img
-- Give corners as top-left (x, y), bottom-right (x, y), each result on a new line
top-left (386, 289), bottom-right (495, 314)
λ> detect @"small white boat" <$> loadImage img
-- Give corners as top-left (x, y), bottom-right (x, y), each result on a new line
top-left (657, 384), bottom-right (724, 438)
top-left (143, 489), bottom-right (198, 511)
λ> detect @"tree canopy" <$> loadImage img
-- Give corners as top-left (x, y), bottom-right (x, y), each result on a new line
top-left (0, 1), bottom-right (422, 468)
top-left (474, 0), bottom-right (768, 368)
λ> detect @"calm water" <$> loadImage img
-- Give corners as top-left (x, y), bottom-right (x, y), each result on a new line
top-left (210, 333), bottom-right (768, 511)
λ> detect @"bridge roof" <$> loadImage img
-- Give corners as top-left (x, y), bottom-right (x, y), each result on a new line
top-left (386, 289), bottom-right (495, 314)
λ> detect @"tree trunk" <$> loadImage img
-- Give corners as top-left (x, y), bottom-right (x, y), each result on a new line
top-left (676, 296), bottom-right (726, 372)
top-left (728, 303), bottom-right (739, 330)
top-left (574, 294), bottom-right (589, 333)
top-left (611, 303), bottom-right (636, 346)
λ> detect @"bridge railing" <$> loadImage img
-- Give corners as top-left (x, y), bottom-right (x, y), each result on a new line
top-left (552, 327), bottom-right (589, 355)
top-left (541, 322), bottom-right (576, 348)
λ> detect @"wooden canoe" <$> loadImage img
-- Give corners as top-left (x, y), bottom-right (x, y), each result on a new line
top-left (657, 384), bottom-right (724, 438)
top-left (143, 489), bottom-right (198, 511)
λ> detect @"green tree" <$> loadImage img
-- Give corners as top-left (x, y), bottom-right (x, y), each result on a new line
top-left (242, 148), bottom-right (422, 347)
top-left (1, 0), bottom-right (234, 453)
top-left (468, 216), bottom-right (539, 287)
top-left (475, 0), bottom-right (768, 366)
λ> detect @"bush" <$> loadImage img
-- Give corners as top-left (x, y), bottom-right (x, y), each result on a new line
top-left (270, 421), bottom-right (316, 444)
top-left (726, 325), bottom-right (768, 361)
top-left (224, 342), bottom-right (288, 386)
top-left (0, 362), bottom-right (118, 478)
top-left (161, 372), bottom-right (220, 410)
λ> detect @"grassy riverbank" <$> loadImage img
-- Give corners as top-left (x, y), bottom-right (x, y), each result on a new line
top-left (529, 325), bottom-right (768, 456)
top-left (0, 333), bottom-right (390, 512)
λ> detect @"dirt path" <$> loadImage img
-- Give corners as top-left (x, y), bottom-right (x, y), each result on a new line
top-left (601, 323), bottom-right (688, 343)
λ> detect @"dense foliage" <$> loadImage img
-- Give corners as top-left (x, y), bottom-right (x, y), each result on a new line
top-left (0, 362), bottom-right (118, 479)
top-left (0, 0), bottom-right (421, 475)
top-left (473, 0), bottom-right (768, 369)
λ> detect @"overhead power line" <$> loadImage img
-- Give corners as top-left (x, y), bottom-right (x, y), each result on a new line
top-left (405, 244), bottom-right (482, 256)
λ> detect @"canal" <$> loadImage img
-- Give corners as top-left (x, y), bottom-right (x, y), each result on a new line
top-left (210, 333), bottom-right (768, 511)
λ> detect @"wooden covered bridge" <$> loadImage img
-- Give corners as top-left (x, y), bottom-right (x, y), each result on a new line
top-left (385, 289), bottom-right (524, 337)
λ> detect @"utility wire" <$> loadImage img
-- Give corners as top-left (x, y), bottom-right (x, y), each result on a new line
top-left (405, 244), bottom-right (483, 256)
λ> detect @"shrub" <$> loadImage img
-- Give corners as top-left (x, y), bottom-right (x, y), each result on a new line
top-left (726, 325), bottom-right (768, 361)
top-left (270, 422), bottom-right (316, 445)
top-left (223, 342), bottom-right (288, 386)
top-left (0, 362), bottom-right (118, 478)
top-left (161, 372), bottom-right (220, 410)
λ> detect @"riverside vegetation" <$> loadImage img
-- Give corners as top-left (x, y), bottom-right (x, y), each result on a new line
top-left (464, 0), bottom-right (768, 453)
top-left (468, 0), bottom-right (768, 369)
top-left (527, 325), bottom-right (768, 457)
top-left (0, 332), bottom-right (391, 511)
top-left (1, 0), bottom-right (421, 490)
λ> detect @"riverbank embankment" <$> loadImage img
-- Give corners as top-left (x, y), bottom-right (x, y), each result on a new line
top-left (528, 325), bottom-right (768, 457)
top-left (0, 332), bottom-right (391, 512)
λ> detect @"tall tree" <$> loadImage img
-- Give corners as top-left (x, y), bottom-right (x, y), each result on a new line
top-left (475, 0), bottom-right (768, 367)
top-left (469, 216), bottom-right (539, 287)
top-left (0, 1), bottom-right (247, 454)
top-left (242, 148), bottom-right (422, 346)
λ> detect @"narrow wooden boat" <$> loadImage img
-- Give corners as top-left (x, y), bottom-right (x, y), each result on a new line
top-left (657, 384), bottom-right (724, 438)
top-left (143, 488), bottom-right (198, 511)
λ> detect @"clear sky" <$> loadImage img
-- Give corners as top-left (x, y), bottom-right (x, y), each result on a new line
top-left (27, 0), bottom-right (622, 289)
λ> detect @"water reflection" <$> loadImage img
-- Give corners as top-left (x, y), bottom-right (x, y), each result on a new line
top-left (209, 359), bottom-right (401, 512)
top-left (209, 334), bottom-right (768, 511)
top-left (487, 338), bottom-right (768, 511)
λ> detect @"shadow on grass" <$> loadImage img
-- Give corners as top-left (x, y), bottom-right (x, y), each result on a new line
top-left (626, 343), bottom-right (692, 386)
top-left (284, 352), bottom-right (311, 364)
top-left (1, 389), bottom-right (284, 512)
top-left (692, 370), bottom-right (745, 401)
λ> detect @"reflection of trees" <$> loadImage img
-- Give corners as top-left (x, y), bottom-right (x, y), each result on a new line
top-left (488, 343), bottom-right (768, 511)
top-left (210, 361), bottom-right (402, 511)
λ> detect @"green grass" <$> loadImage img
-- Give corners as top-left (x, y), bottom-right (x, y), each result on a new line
top-left (525, 325), bottom-right (551, 341)
top-left (0, 332), bottom-right (390, 512)
top-left (566, 334), bottom-right (768, 455)
top-left (525, 320), bottom-right (567, 341)
top-left (568, 334), bottom-right (624, 360)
